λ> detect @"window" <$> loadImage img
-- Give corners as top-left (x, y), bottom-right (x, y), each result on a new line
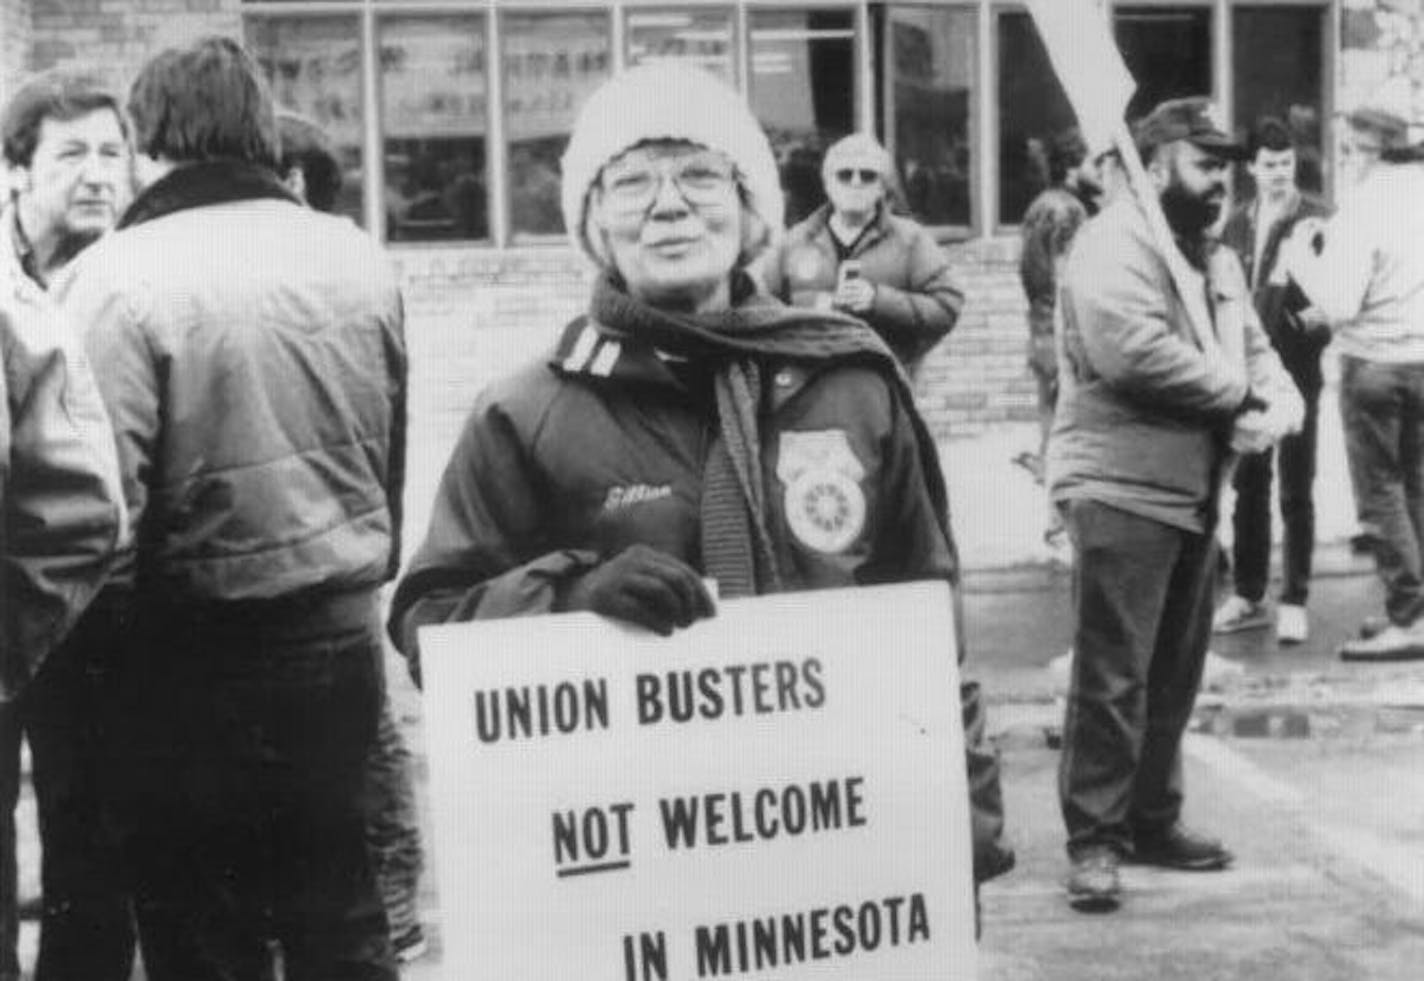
top-left (1114, 6), bottom-right (1213, 121)
top-left (1232, 5), bottom-right (1326, 194)
top-left (246, 13), bottom-right (365, 225)
top-left (379, 14), bottom-right (489, 243)
top-left (996, 10), bottom-right (1074, 227)
top-left (503, 10), bottom-right (612, 239)
top-left (880, 4), bottom-right (976, 232)
top-left (749, 8), bottom-right (858, 225)
top-left (626, 7), bottom-right (736, 83)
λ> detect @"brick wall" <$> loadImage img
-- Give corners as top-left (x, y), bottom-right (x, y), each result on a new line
top-left (390, 238), bottom-right (1032, 445)
top-left (27, 0), bottom-right (240, 92)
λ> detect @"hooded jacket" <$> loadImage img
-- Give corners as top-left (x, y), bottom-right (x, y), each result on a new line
top-left (0, 204), bottom-right (124, 700)
top-left (54, 161), bottom-right (407, 605)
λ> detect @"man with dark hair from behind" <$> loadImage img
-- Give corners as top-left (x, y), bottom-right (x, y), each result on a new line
top-left (1213, 117), bottom-right (1331, 644)
top-left (276, 111), bottom-right (342, 215)
top-left (276, 107), bottom-right (429, 965)
top-left (0, 68), bottom-right (134, 981)
top-left (55, 36), bottom-right (406, 980)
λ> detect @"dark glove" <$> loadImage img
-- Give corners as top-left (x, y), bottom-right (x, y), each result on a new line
top-left (560, 545), bottom-right (715, 636)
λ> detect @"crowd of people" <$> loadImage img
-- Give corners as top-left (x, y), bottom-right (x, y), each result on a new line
top-left (1, 30), bottom-right (1422, 979)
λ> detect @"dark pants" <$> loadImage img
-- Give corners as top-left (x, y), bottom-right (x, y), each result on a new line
top-left (1231, 379), bottom-right (1321, 605)
top-left (106, 590), bottom-right (397, 981)
top-left (1340, 356), bottom-right (1424, 626)
top-left (1059, 499), bottom-right (1217, 855)
top-left (0, 604), bottom-right (137, 981)
top-left (1, 702), bottom-right (18, 981)
top-left (363, 693), bottom-right (424, 941)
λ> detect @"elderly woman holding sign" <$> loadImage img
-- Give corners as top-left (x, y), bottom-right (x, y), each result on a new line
top-left (386, 63), bottom-right (1012, 892)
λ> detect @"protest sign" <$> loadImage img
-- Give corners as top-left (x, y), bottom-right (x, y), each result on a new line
top-left (420, 579), bottom-right (975, 980)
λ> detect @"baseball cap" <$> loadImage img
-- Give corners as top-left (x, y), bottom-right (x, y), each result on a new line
top-left (1134, 97), bottom-right (1245, 160)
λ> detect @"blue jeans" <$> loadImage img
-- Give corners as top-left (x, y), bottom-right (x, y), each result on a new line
top-left (1339, 356), bottom-right (1424, 626)
top-left (106, 590), bottom-right (397, 981)
top-left (1059, 500), bottom-right (1217, 855)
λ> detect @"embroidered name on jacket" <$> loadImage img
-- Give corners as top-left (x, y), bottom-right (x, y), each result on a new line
top-left (604, 484), bottom-right (674, 511)
top-left (777, 430), bottom-right (867, 554)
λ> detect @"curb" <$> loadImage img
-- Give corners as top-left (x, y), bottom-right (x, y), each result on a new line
top-left (962, 538), bottom-right (1374, 595)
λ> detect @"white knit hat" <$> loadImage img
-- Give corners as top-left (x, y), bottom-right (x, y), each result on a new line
top-left (560, 62), bottom-right (784, 266)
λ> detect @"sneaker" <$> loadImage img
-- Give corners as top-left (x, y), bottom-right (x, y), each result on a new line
top-left (1130, 823), bottom-right (1233, 871)
top-left (1339, 622), bottom-right (1424, 661)
top-left (1276, 604), bottom-right (1308, 645)
top-left (1212, 595), bottom-right (1270, 634)
top-left (392, 925), bottom-right (429, 964)
top-left (1359, 615), bottom-right (1389, 639)
top-left (1066, 845), bottom-right (1122, 912)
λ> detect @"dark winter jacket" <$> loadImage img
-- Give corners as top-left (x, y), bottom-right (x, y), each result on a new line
top-left (1219, 192), bottom-right (1332, 388)
top-left (760, 204), bottom-right (963, 370)
top-left (54, 161), bottom-right (407, 604)
top-left (388, 283), bottom-right (957, 660)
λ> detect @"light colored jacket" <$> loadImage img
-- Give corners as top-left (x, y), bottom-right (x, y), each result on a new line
top-left (56, 186), bottom-right (406, 604)
top-left (1288, 163), bottom-right (1424, 363)
top-left (1048, 196), bottom-right (1295, 533)
top-left (0, 204), bottom-right (124, 700)
top-left (760, 204), bottom-right (963, 370)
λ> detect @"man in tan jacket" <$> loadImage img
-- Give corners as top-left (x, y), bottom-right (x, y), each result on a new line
top-left (1048, 97), bottom-right (1301, 912)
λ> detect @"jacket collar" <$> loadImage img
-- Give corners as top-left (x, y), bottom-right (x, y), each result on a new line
top-left (119, 159), bottom-right (299, 231)
top-left (805, 202), bottom-right (893, 254)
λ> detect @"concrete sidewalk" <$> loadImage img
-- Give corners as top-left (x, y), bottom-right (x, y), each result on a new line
top-left (978, 719), bottom-right (1424, 981)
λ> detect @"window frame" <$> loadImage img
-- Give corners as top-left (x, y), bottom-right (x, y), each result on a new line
top-left (241, 0), bottom-right (1342, 247)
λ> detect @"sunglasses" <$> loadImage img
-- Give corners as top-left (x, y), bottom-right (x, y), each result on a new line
top-left (835, 168), bottom-right (880, 186)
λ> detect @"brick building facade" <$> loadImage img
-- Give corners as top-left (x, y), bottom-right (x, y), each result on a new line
top-left (2, 0), bottom-right (1420, 440)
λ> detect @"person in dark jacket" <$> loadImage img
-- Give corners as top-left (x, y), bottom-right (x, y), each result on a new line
top-left (760, 133), bottom-right (963, 377)
top-left (55, 37), bottom-right (406, 981)
top-left (387, 62), bottom-right (1013, 906)
top-left (1213, 117), bottom-right (1331, 644)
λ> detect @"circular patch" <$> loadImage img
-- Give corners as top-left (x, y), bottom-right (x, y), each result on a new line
top-left (790, 246), bottom-right (824, 285)
top-left (784, 470), bottom-right (866, 554)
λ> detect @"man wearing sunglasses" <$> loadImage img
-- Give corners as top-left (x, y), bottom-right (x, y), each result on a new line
top-left (761, 133), bottom-right (963, 377)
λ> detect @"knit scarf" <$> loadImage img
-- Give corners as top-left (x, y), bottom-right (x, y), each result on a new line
top-left (586, 271), bottom-right (953, 597)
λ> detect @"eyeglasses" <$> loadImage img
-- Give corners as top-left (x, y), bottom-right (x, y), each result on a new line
top-left (835, 168), bottom-right (880, 186)
top-left (599, 154), bottom-right (738, 215)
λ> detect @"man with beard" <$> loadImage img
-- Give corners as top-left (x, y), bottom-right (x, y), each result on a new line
top-left (1047, 98), bottom-right (1301, 912)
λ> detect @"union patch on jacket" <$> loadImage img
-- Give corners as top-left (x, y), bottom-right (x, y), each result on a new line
top-left (777, 429), bottom-right (867, 554)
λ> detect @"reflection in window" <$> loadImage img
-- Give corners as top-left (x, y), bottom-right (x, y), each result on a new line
top-left (246, 14), bottom-right (364, 225)
top-left (1233, 6), bottom-right (1325, 194)
top-left (749, 8), bottom-right (856, 225)
top-left (504, 11), bottom-right (611, 238)
top-left (626, 8), bottom-right (735, 83)
top-left (379, 15), bottom-right (488, 243)
top-left (880, 5), bottom-right (975, 230)
top-left (997, 12), bottom-right (1076, 227)
top-left (1114, 6), bottom-right (1212, 121)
